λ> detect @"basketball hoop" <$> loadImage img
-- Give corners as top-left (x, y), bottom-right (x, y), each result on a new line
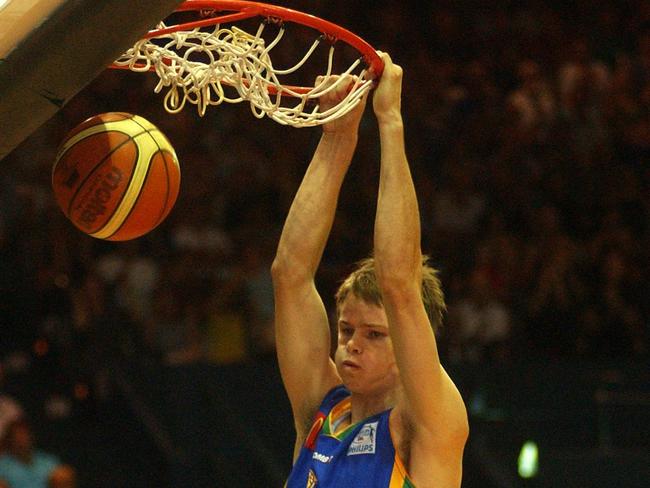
top-left (111, 0), bottom-right (383, 127)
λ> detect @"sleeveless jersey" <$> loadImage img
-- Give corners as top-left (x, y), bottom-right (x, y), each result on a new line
top-left (286, 385), bottom-right (415, 488)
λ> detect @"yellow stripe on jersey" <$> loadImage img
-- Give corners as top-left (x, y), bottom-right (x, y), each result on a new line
top-left (389, 452), bottom-right (416, 488)
top-left (389, 455), bottom-right (405, 488)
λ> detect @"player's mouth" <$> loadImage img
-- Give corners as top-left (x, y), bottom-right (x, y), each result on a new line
top-left (342, 360), bottom-right (360, 369)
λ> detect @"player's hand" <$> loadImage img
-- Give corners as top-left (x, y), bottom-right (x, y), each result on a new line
top-left (371, 52), bottom-right (403, 124)
top-left (316, 74), bottom-right (368, 135)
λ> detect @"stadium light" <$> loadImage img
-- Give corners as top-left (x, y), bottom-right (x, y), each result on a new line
top-left (518, 440), bottom-right (539, 478)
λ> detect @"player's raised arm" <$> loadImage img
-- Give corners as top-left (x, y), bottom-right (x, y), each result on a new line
top-left (372, 53), bottom-right (468, 484)
top-left (271, 76), bottom-right (367, 447)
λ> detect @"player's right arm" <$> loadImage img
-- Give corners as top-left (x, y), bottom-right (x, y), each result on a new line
top-left (271, 77), bottom-right (367, 451)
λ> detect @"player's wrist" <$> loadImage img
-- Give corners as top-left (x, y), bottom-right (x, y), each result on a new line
top-left (320, 128), bottom-right (359, 143)
top-left (376, 111), bottom-right (404, 130)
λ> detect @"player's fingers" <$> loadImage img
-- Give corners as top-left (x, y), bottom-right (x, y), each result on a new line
top-left (372, 52), bottom-right (402, 86)
top-left (334, 74), bottom-right (355, 99)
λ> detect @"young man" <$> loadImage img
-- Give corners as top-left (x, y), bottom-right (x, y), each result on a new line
top-left (271, 53), bottom-right (468, 488)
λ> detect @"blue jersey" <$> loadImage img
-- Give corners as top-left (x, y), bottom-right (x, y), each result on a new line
top-left (286, 385), bottom-right (415, 488)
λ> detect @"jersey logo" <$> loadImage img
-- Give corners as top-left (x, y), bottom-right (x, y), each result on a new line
top-left (307, 469), bottom-right (318, 488)
top-left (312, 451), bottom-right (333, 463)
top-left (347, 421), bottom-right (378, 456)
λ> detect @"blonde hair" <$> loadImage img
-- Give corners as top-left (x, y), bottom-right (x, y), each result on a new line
top-left (334, 256), bottom-right (446, 332)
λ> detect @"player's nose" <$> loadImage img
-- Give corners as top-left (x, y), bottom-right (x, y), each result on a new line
top-left (346, 333), bottom-right (362, 354)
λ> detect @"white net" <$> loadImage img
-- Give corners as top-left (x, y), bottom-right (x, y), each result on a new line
top-left (113, 21), bottom-right (375, 127)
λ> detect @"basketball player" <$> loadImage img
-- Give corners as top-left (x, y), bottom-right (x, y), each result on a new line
top-left (272, 52), bottom-right (468, 488)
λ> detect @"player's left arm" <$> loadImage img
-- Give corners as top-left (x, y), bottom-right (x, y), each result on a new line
top-left (372, 53), bottom-right (468, 483)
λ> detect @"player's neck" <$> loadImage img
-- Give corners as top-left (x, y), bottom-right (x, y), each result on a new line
top-left (348, 389), bottom-right (399, 425)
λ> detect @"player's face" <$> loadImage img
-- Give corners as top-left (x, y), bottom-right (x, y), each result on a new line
top-left (334, 295), bottom-right (399, 395)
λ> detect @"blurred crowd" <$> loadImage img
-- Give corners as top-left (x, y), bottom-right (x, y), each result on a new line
top-left (1, 0), bottom-right (649, 427)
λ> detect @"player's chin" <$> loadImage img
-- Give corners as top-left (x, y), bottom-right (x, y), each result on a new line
top-left (339, 371), bottom-right (365, 390)
top-left (341, 380), bottom-right (361, 393)
top-left (336, 365), bottom-right (351, 382)
top-left (343, 380), bottom-right (376, 397)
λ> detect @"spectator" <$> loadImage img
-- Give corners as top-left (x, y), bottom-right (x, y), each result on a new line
top-left (239, 242), bottom-right (276, 356)
top-left (0, 419), bottom-right (75, 488)
top-left (506, 59), bottom-right (557, 137)
top-left (447, 268), bottom-right (513, 364)
top-left (0, 364), bottom-right (23, 454)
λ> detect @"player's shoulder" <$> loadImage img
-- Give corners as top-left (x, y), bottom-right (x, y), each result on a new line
top-left (390, 404), bottom-right (466, 488)
top-left (295, 384), bottom-right (349, 442)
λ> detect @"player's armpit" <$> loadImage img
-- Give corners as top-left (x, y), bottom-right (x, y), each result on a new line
top-left (272, 273), bottom-right (341, 427)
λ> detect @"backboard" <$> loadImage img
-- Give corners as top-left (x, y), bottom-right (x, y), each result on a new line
top-left (0, 0), bottom-right (184, 161)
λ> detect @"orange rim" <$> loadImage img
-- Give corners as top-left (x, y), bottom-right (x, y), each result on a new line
top-left (145, 0), bottom-right (384, 78)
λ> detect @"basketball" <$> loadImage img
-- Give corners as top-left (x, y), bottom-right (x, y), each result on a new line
top-left (52, 112), bottom-right (180, 241)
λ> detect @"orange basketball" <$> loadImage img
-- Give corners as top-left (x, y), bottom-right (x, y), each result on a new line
top-left (52, 112), bottom-right (180, 241)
